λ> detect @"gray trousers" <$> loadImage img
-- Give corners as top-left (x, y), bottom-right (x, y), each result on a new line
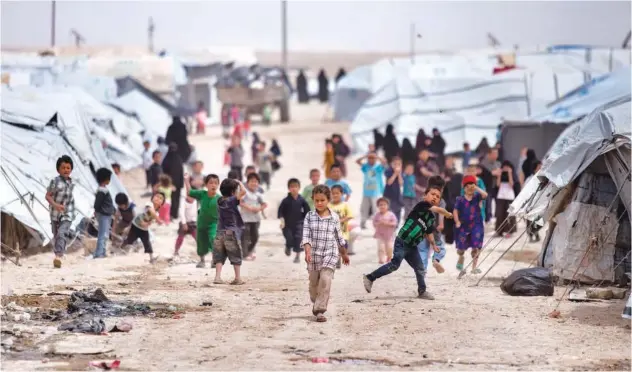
top-left (52, 220), bottom-right (71, 256)
top-left (360, 196), bottom-right (378, 226)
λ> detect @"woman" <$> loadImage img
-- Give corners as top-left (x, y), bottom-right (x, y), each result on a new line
top-left (429, 128), bottom-right (446, 171)
top-left (296, 70), bottom-right (308, 104)
top-left (331, 134), bottom-right (350, 177)
top-left (415, 129), bottom-right (428, 153)
top-left (165, 116), bottom-right (192, 163)
top-left (161, 143), bottom-right (185, 220)
top-left (495, 160), bottom-right (517, 237)
top-left (442, 156), bottom-right (463, 245)
top-left (317, 69), bottom-right (329, 103)
top-left (475, 137), bottom-right (491, 162)
top-left (383, 124), bottom-right (400, 163)
top-left (520, 149), bottom-right (538, 186)
top-left (373, 129), bottom-right (384, 152)
top-left (400, 138), bottom-right (416, 167)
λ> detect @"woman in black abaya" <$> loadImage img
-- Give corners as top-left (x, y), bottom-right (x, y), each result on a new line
top-left (429, 128), bottom-right (446, 171)
top-left (335, 68), bottom-right (347, 84)
top-left (382, 124), bottom-right (400, 163)
top-left (317, 69), bottom-right (329, 103)
top-left (165, 116), bottom-right (192, 163)
top-left (400, 138), bottom-right (416, 167)
top-left (415, 129), bottom-right (428, 153)
top-left (373, 129), bottom-right (384, 152)
top-left (296, 70), bottom-right (308, 103)
top-left (162, 143), bottom-right (185, 220)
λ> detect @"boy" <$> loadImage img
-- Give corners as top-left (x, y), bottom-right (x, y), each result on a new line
top-left (356, 152), bottom-right (386, 229)
top-left (462, 142), bottom-right (472, 170)
top-left (245, 165), bottom-right (265, 193)
top-left (186, 173), bottom-right (221, 268)
top-left (111, 163), bottom-right (121, 177)
top-left (148, 150), bottom-right (163, 190)
top-left (227, 135), bottom-right (244, 181)
top-left (190, 160), bottom-right (205, 188)
top-left (124, 192), bottom-right (165, 264)
top-left (278, 178), bottom-right (311, 263)
top-left (417, 176), bottom-right (448, 274)
top-left (240, 173), bottom-right (267, 260)
top-left (256, 141), bottom-right (274, 190)
top-left (213, 178), bottom-right (247, 284)
top-left (402, 163), bottom-right (416, 218)
top-left (93, 168), bottom-right (116, 258)
top-left (46, 155), bottom-right (76, 268)
top-left (383, 156), bottom-right (403, 222)
top-left (113, 193), bottom-right (136, 245)
top-left (301, 168), bottom-right (320, 210)
top-left (142, 140), bottom-right (153, 189)
top-left (362, 184), bottom-right (453, 300)
top-left (330, 184), bottom-right (354, 263)
top-left (324, 164), bottom-right (352, 202)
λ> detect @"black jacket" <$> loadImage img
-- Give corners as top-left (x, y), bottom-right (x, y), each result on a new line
top-left (94, 187), bottom-right (116, 216)
top-left (148, 163), bottom-right (162, 187)
top-left (277, 194), bottom-right (310, 227)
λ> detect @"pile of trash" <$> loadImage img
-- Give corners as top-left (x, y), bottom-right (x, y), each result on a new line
top-left (215, 65), bottom-right (292, 91)
top-left (500, 267), bottom-right (555, 297)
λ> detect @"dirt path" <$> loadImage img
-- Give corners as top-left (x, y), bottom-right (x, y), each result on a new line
top-left (1, 103), bottom-right (630, 371)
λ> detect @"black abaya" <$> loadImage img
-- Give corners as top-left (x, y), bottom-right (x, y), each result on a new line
top-left (296, 70), bottom-right (308, 103)
top-left (317, 69), bottom-right (329, 103)
top-left (162, 149), bottom-right (185, 219)
top-left (383, 124), bottom-right (400, 163)
top-left (335, 68), bottom-right (347, 83)
top-left (373, 129), bottom-right (384, 151)
top-left (165, 116), bottom-right (192, 162)
top-left (415, 129), bottom-right (428, 153)
top-left (400, 138), bottom-right (416, 166)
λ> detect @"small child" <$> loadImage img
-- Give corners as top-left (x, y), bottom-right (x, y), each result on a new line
top-left (301, 169), bottom-right (321, 211)
top-left (240, 173), bottom-right (267, 261)
top-left (302, 185), bottom-right (349, 322)
top-left (142, 140), bottom-right (153, 189)
top-left (174, 186), bottom-right (198, 256)
top-left (244, 165), bottom-right (265, 193)
top-left (227, 135), bottom-right (244, 181)
top-left (278, 178), bottom-right (311, 263)
top-left (462, 164), bottom-right (487, 221)
top-left (323, 140), bottom-right (335, 179)
top-left (418, 176), bottom-right (448, 274)
top-left (190, 160), bottom-right (205, 187)
top-left (186, 173), bottom-right (220, 268)
top-left (113, 193), bottom-right (136, 244)
top-left (111, 163), bottom-right (121, 177)
top-left (93, 168), bottom-right (116, 259)
top-left (356, 152), bottom-right (386, 229)
top-left (383, 156), bottom-right (404, 222)
top-left (372, 198), bottom-right (398, 264)
top-left (256, 141), bottom-right (274, 190)
top-left (329, 185), bottom-right (354, 265)
top-left (45, 155), bottom-right (76, 268)
top-left (156, 174), bottom-right (175, 224)
top-left (148, 150), bottom-right (163, 189)
top-left (213, 178), bottom-right (247, 285)
top-left (324, 164), bottom-right (352, 201)
top-left (454, 175), bottom-right (489, 275)
top-left (402, 163), bottom-right (417, 218)
top-left (123, 192), bottom-right (165, 264)
top-left (363, 185), bottom-right (453, 300)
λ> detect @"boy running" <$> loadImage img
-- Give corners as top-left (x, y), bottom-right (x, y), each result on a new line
top-left (45, 155), bottom-right (76, 268)
top-left (213, 178), bottom-right (247, 284)
top-left (185, 173), bottom-right (220, 268)
top-left (278, 178), bottom-right (310, 263)
top-left (301, 168), bottom-right (321, 210)
top-left (240, 173), bottom-right (267, 261)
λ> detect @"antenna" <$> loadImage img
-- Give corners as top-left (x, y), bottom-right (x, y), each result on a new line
top-left (70, 28), bottom-right (85, 48)
top-left (487, 32), bottom-right (501, 48)
top-left (148, 17), bottom-right (155, 52)
top-left (622, 30), bottom-right (631, 49)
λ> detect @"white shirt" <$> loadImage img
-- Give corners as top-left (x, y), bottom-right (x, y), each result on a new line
top-left (179, 196), bottom-right (197, 223)
top-left (239, 189), bottom-right (265, 223)
top-left (142, 149), bottom-right (153, 170)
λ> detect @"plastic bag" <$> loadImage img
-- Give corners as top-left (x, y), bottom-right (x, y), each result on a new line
top-left (500, 267), bottom-right (554, 296)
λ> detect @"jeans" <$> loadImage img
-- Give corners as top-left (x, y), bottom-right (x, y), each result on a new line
top-left (417, 234), bottom-right (446, 271)
top-left (94, 213), bottom-right (112, 258)
top-left (51, 220), bottom-right (72, 256)
top-left (366, 237), bottom-right (427, 295)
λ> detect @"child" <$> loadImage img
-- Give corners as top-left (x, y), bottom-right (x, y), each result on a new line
top-left (323, 140), bottom-right (335, 179)
top-left (240, 173), bottom-right (267, 260)
top-left (362, 185), bottom-right (453, 300)
top-left (142, 140), bottom-right (153, 189)
top-left (462, 164), bottom-right (487, 222)
top-left (227, 170), bottom-right (240, 180)
top-left (93, 168), bottom-right (116, 259)
top-left (111, 163), bottom-right (121, 177)
top-left (123, 192), bottom-right (165, 264)
top-left (245, 165), bottom-right (265, 193)
top-left (190, 160), bottom-right (205, 188)
top-left (454, 175), bottom-right (489, 275)
top-left (372, 198), bottom-right (398, 264)
top-left (157, 136), bottom-right (169, 161)
top-left (278, 178), bottom-right (311, 263)
top-left (45, 155), bottom-right (76, 268)
top-left (402, 163), bottom-right (417, 218)
top-left (324, 164), bottom-right (352, 201)
top-left (495, 161), bottom-right (517, 237)
top-left (156, 174), bottom-right (175, 224)
top-left (113, 193), bottom-right (135, 244)
top-left (329, 185), bottom-right (354, 264)
top-left (418, 176), bottom-right (448, 274)
top-left (212, 178), bottom-right (247, 285)
top-left (301, 184), bottom-right (349, 322)
top-left (356, 152), bottom-right (386, 229)
top-left (383, 156), bottom-right (404, 222)
top-left (227, 135), bottom-right (244, 181)
top-left (186, 173), bottom-right (220, 268)
top-left (174, 186), bottom-right (198, 256)
top-left (148, 150), bottom-right (163, 189)
top-left (301, 168), bottom-right (320, 210)
top-left (256, 141), bottom-right (274, 190)
top-left (462, 142), bottom-right (472, 170)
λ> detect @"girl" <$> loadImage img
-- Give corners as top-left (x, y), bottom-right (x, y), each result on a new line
top-left (495, 160), bottom-right (517, 237)
top-left (323, 140), bottom-right (335, 179)
top-left (302, 185), bottom-right (349, 323)
top-left (174, 187), bottom-right (198, 256)
top-left (462, 164), bottom-right (487, 221)
top-left (454, 175), bottom-right (488, 275)
top-left (123, 192), bottom-right (165, 264)
top-left (329, 185), bottom-right (354, 266)
top-left (372, 198), bottom-right (398, 264)
top-left (156, 174), bottom-right (175, 224)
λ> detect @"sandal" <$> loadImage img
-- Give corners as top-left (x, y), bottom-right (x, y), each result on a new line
top-left (456, 263), bottom-right (464, 271)
top-left (213, 279), bottom-right (225, 284)
top-left (316, 314), bottom-right (327, 322)
top-left (471, 268), bottom-right (482, 274)
top-left (230, 278), bottom-right (245, 285)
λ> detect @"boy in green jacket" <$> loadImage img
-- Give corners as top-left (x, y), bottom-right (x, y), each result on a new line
top-left (185, 173), bottom-right (220, 268)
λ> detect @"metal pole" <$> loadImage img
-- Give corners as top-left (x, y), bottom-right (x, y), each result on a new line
top-left (50, 0), bottom-right (56, 47)
top-left (553, 73), bottom-right (559, 99)
top-left (281, 0), bottom-right (288, 71)
top-left (410, 23), bottom-right (415, 64)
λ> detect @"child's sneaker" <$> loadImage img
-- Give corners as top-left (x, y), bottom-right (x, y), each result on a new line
top-left (432, 260), bottom-right (445, 274)
top-left (362, 275), bottom-right (373, 293)
top-left (456, 263), bottom-right (464, 271)
top-left (293, 255), bottom-right (300, 264)
top-left (196, 261), bottom-right (206, 268)
top-left (53, 257), bottom-right (62, 268)
top-left (417, 292), bottom-right (435, 300)
top-left (471, 268), bottom-right (482, 274)
top-left (284, 246), bottom-right (291, 256)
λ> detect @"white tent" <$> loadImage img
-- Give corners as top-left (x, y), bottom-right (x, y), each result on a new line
top-left (109, 90), bottom-right (172, 139)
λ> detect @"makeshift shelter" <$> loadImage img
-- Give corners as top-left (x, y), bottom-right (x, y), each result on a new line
top-left (509, 95), bottom-right (631, 284)
top-left (109, 89), bottom-right (173, 139)
top-left (501, 68), bottom-right (632, 167)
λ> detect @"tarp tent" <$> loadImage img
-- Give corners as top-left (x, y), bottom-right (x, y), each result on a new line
top-left (501, 67), bottom-right (632, 167)
top-left (509, 95), bottom-right (631, 283)
top-left (109, 89), bottom-right (173, 139)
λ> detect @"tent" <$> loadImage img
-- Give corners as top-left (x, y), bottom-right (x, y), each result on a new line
top-left (501, 67), bottom-right (632, 167)
top-left (509, 95), bottom-right (631, 284)
top-left (109, 89), bottom-right (173, 139)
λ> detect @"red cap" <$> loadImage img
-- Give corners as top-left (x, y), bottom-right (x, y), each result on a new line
top-left (462, 175), bottom-right (477, 186)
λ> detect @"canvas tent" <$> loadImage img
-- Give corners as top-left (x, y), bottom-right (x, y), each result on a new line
top-left (509, 95), bottom-right (631, 284)
top-left (501, 67), bottom-right (632, 167)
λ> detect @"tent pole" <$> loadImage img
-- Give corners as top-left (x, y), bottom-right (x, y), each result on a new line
top-left (474, 229), bottom-right (527, 286)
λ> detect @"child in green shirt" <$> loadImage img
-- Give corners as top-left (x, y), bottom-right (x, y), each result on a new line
top-left (185, 173), bottom-right (220, 268)
top-left (301, 168), bottom-right (321, 210)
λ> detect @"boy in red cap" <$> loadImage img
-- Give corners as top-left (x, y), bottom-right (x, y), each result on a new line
top-left (453, 175), bottom-right (488, 275)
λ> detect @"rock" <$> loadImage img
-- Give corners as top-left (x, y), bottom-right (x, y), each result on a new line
top-left (2, 337), bottom-right (14, 348)
top-left (20, 313), bottom-right (31, 322)
top-left (167, 305), bottom-right (177, 312)
top-left (11, 314), bottom-right (21, 322)
top-left (586, 288), bottom-right (614, 300)
top-left (612, 288), bottom-right (628, 299)
top-left (6, 302), bottom-right (24, 312)
top-left (111, 321), bottom-right (132, 333)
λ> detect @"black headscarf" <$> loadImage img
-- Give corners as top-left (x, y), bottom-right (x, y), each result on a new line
top-left (165, 116), bottom-right (191, 162)
top-left (251, 132), bottom-right (261, 163)
top-left (383, 124), bottom-right (400, 162)
top-left (415, 129), bottom-right (428, 152)
top-left (335, 68), bottom-right (347, 83)
top-left (317, 69), bottom-right (329, 103)
top-left (401, 138), bottom-right (416, 166)
top-left (373, 129), bottom-right (384, 151)
top-left (522, 149), bottom-right (538, 180)
top-left (429, 128), bottom-right (446, 156)
top-left (162, 143), bottom-right (184, 189)
top-left (475, 137), bottom-right (491, 161)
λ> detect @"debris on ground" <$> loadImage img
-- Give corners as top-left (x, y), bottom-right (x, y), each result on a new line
top-left (500, 267), bottom-right (554, 297)
top-left (89, 359), bottom-right (121, 370)
top-left (58, 316), bottom-right (107, 334)
top-left (586, 287), bottom-right (628, 300)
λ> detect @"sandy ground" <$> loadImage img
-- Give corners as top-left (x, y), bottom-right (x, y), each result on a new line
top-left (1, 102), bottom-right (630, 371)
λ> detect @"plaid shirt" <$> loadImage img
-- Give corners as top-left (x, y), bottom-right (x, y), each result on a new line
top-left (301, 209), bottom-right (347, 272)
top-left (47, 176), bottom-right (76, 223)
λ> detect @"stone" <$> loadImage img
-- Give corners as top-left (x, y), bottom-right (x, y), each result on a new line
top-left (6, 302), bottom-right (24, 312)
top-left (612, 288), bottom-right (628, 299)
top-left (586, 288), bottom-right (614, 300)
top-left (167, 305), bottom-right (177, 312)
top-left (11, 314), bottom-right (21, 322)
top-left (20, 313), bottom-right (31, 322)
top-left (2, 337), bottom-right (14, 348)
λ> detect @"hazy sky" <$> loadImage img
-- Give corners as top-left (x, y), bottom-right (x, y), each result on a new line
top-left (1, 1), bottom-right (630, 52)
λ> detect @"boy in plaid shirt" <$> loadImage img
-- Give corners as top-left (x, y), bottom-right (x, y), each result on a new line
top-left (45, 155), bottom-right (76, 268)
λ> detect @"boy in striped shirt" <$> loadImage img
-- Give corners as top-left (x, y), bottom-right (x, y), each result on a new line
top-left (362, 184), bottom-right (452, 300)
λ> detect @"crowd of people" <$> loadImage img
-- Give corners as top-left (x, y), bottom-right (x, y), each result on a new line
top-left (43, 115), bottom-right (543, 322)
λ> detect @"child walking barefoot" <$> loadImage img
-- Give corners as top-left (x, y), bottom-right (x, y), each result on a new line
top-left (213, 178), bottom-right (247, 285)
top-left (372, 198), bottom-right (398, 264)
top-left (454, 175), bottom-right (488, 276)
top-left (302, 185), bottom-right (349, 322)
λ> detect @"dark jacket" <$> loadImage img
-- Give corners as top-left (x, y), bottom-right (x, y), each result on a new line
top-left (94, 187), bottom-right (116, 216)
top-left (148, 163), bottom-right (162, 187)
top-left (118, 202), bottom-right (136, 224)
top-left (277, 194), bottom-right (310, 228)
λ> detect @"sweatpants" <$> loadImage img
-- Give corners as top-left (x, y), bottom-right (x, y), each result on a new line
top-left (387, 196), bottom-right (403, 222)
top-left (241, 222), bottom-right (260, 257)
top-left (309, 268), bottom-right (334, 315)
top-left (124, 224), bottom-right (152, 253)
top-left (197, 222), bottom-right (218, 258)
top-left (360, 196), bottom-right (378, 227)
top-left (283, 225), bottom-right (303, 253)
top-left (259, 171), bottom-right (271, 190)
